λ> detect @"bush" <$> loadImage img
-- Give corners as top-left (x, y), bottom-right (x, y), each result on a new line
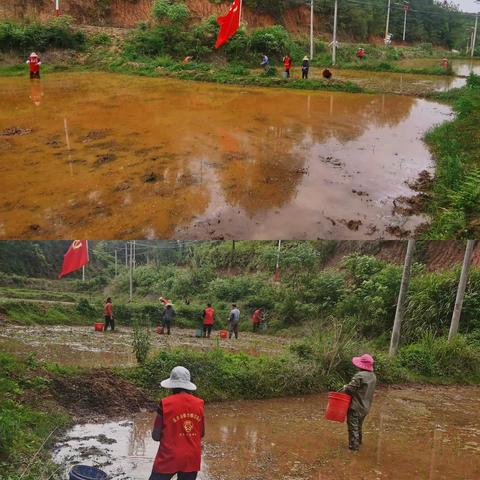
top-left (0, 18), bottom-right (85, 53)
top-left (132, 320), bottom-right (151, 365)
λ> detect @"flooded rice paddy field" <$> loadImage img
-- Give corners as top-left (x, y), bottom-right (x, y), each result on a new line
top-left (52, 386), bottom-right (480, 480)
top-left (0, 72), bottom-right (451, 239)
top-left (395, 58), bottom-right (480, 77)
top-left (0, 324), bottom-right (291, 367)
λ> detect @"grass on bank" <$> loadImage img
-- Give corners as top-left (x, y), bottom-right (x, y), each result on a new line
top-left (424, 73), bottom-right (480, 238)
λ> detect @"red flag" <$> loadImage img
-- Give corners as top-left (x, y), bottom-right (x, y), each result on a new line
top-left (59, 240), bottom-right (89, 278)
top-left (215, 0), bottom-right (241, 49)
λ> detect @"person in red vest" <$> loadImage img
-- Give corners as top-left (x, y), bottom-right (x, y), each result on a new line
top-left (26, 52), bottom-right (42, 79)
top-left (252, 308), bottom-right (264, 332)
top-left (202, 303), bottom-right (215, 338)
top-left (150, 366), bottom-right (205, 480)
top-left (356, 47), bottom-right (365, 62)
top-left (103, 297), bottom-right (114, 331)
top-left (283, 54), bottom-right (292, 78)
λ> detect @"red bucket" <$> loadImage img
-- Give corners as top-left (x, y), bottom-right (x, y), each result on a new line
top-left (325, 392), bottom-right (351, 422)
top-left (94, 322), bottom-right (104, 332)
top-left (156, 326), bottom-right (164, 335)
top-left (219, 330), bottom-right (228, 339)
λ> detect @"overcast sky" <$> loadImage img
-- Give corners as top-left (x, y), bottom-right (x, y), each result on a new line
top-left (454, 0), bottom-right (479, 13)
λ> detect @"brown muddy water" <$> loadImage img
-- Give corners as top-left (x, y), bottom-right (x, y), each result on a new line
top-left (0, 73), bottom-right (451, 239)
top-left (52, 386), bottom-right (480, 480)
top-left (0, 325), bottom-right (290, 366)
top-left (396, 58), bottom-right (480, 77)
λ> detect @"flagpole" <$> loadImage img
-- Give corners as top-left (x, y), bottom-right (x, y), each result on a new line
top-left (82, 266), bottom-right (85, 282)
top-left (310, 0), bottom-right (314, 60)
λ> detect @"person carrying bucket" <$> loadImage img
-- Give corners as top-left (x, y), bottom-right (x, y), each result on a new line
top-left (103, 297), bottom-right (114, 331)
top-left (26, 52), bottom-right (42, 79)
top-left (340, 354), bottom-right (377, 451)
top-left (150, 366), bottom-right (205, 480)
top-left (202, 303), bottom-right (215, 338)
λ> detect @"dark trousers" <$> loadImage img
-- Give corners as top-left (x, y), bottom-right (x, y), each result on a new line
top-left (302, 69), bottom-right (309, 79)
top-left (253, 323), bottom-right (260, 332)
top-left (30, 71), bottom-right (40, 79)
top-left (162, 320), bottom-right (171, 334)
top-left (203, 325), bottom-right (212, 337)
top-left (104, 315), bottom-right (115, 331)
top-left (347, 409), bottom-right (366, 450)
top-left (229, 322), bottom-right (239, 339)
top-left (149, 472), bottom-right (197, 480)
top-left (285, 68), bottom-right (290, 78)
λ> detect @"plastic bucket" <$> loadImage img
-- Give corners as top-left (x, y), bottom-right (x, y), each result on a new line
top-left (69, 465), bottom-right (108, 480)
top-left (219, 330), bottom-right (228, 339)
top-left (325, 392), bottom-right (351, 423)
top-left (195, 328), bottom-right (203, 338)
top-left (94, 322), bottom-right (104, 332)
top-left (156, 326), bottom-right (164, 335)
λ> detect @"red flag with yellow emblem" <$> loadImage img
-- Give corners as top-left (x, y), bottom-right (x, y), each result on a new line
top-left (215, 0), bottom-right (241, 49)
top-left (58, 240), bottom-right (89, 278)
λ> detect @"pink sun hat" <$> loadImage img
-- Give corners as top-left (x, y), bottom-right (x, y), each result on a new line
top-left (352, 354), bottom-right (374, 372)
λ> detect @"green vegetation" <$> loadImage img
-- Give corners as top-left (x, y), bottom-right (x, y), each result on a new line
top-left (0, 17), bottom-right (85, 54)
top-left (425, 74), bottom-right (480, 238)
top-left (0, 353), bottom-right (69, 480)
top-left (132, 320), bottom-right (152, 365)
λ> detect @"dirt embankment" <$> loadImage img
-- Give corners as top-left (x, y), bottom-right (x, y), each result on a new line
top-left (0, 0), bottom-right (322, 31)
top-left (323, 240), bottom-right (480, 271)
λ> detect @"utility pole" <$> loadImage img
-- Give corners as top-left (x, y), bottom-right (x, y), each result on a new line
top-left (310, 0), bottom-right (314, 60)
top-left (114, 250), bottom-right (118, 277)
top-left (332, 0), bottom-right (338, 65)
top-left (125, 242), bottom-right (128, 268)
top-left (55, 0), bottom-right (60, 16)
top-left (472, 14), bottom-right (478, 59)
top-left (449, 240), bottom-right (476, 340)
top-left (129, 241), bottom-right (133, 302)
top-left (274, 240), bottom-right (282, 281)
top-left (402, 2), bottom-right (409, 42)
top-left (389, 240), bottom-right (416, 356)
top-left (385, 0), bottom-right (391, 43)
top-left (133, 240), bottom-right (136, 269)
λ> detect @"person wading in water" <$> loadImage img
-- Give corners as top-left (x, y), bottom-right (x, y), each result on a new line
top-left (340, 354), bottom-right (377, 451)
top-left (103, 297), bottom-right (114, 331)
top-left (150, 366), bottom-right (205, 480)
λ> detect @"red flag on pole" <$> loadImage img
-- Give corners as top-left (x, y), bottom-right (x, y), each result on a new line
top-left (215, 0), bottom-right (241, 49)
top-left (59, 240), bottom-right (89, 278)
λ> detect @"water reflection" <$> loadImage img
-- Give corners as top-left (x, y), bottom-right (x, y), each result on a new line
top-left (52, 387), bottom-right (480, 480)
top-left (0, 73), bottom-right (450, 239)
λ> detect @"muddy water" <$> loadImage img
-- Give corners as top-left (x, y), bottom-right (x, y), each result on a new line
top-left (0, 73), bottom-right (451, 239)
top-left (0, 325), bottom-right (290, 366)
top-left (332, 68), bottom-right (466, 94)
top-left (396, 58), bottom-right (480, 77)
top-left (52, 386), bottom-right (480, 480)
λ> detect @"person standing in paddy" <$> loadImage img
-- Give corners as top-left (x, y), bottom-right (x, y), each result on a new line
top-left (202, 303), bottom-right (215, 338)
top-left (228, 303), bottom-right (241, 339)
top-left (26, 52), bottom-right (42, 79)
top-left (340, 354), bottom-right (377, 451)
top-left (150, 366), bottom-right (205, 480)
top-left (103, 297), bottom-right (114, 331)
top-left (283, 54), bottom-right (292, 78)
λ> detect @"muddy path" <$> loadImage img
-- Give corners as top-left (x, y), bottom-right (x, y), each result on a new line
top-left (52, 385), bottom-right (480, 480)
top-left (0, 325), bottom-right (291, 367)
top-left (0, 72), bottom-right (451, 239)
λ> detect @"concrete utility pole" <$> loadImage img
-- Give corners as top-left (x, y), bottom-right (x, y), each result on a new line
top-left (385, 0), bottom-right (392, 43)
top-left (389, 240), bottom-right (416, 356)
top-left (402, 2), bottom-right (409, 42)
top-left (472, 14), bottom-right (478, 59)
top-left (449, 240), bottom-right (476, 340)
top-left (114, 250), bottom-right (118, 277)
top-left (310, 0), bottom-right (314, 60)
top-left (125, 242), bottom-right (128, 267)
top-left (129, 242), bottom-right (133, 302)
top-left (332, 0), bottom-right (338, 65)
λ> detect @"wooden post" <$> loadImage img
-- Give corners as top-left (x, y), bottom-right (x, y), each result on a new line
top-left (448, 240), bottom-right (476, 340)
top-left (389, 240), bottom-right (415, 356)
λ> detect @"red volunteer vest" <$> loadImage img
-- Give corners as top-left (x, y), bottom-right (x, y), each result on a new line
top-left (203, 307), bottom-right (215, 326)
top-left (153, 393), bottom-right (204, 474)
top-left (252, 309), bottom-right (262, 324)
top-left (28, 56), bottom-right (40, 73)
